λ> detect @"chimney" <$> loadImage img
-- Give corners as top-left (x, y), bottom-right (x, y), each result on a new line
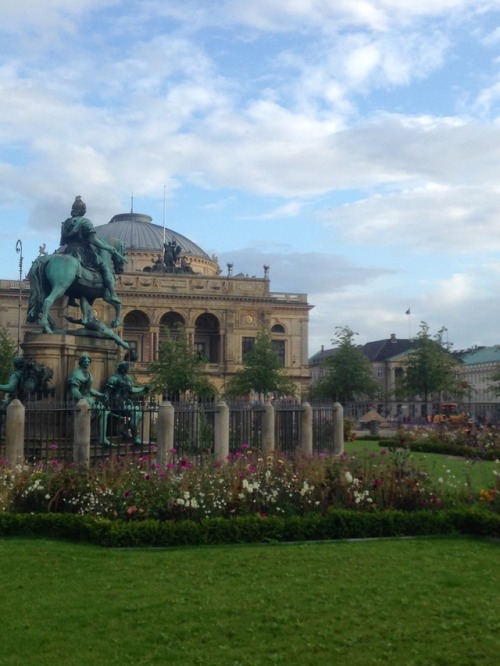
top-left (390, 333), bottom-right (397, 343)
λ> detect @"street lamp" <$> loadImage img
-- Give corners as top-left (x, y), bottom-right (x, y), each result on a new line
top-left (15, 239), bottom-right (23, 353)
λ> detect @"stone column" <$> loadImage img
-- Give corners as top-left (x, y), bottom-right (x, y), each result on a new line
top-left (333, 402), bottom-right (344, 454)
top-left (300, 402), bottom-right (313, 456)
top-left (73, 399), bottom-right (91, 470)
top-left (156, 400), bottom-right (174, 466)
top-left (214, 399), bottom-right (229, 463)
top-left (262, 401), bottom-right (275, 457)
top-left (5, 399), bottom-right (25, 466)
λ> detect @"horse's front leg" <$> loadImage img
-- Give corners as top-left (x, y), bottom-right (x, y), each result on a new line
top-left (110, 302), bottom-right (121, 329)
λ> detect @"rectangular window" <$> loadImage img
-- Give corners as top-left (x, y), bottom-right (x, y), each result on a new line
top-left (195, 342), bottom-right (206, 360)
top-left (242, 336), bottom-right (255, 360)
top-left (125, 340), bottom-right (139, 360)
top-left (272, 340), bottom-right (285, 366)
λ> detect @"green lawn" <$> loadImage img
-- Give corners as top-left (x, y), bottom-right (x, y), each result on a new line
top-left (1, 537), bottom-right (499, 665)
top-left (346, 439), bottom-right (497, 493)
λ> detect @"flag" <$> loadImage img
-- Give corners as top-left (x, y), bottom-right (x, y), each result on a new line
top-left (405, 308), bottom-right (411, 315)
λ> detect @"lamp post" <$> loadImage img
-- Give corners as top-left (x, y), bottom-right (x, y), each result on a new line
top-left (15, 239), bottom-right (23, 353)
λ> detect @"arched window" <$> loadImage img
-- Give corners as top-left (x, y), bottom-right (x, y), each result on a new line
top-left (195, 313), bottom-right (220, 363)
top-left (123, 310), bottom-right (150, 361)
top-left (271, 323), bottom-right (286, 366)
top-left (160, 312), bottom-right (185, 330)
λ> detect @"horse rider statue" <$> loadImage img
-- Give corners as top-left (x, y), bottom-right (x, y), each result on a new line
top-left (60, 196), bottom-right (126, 307)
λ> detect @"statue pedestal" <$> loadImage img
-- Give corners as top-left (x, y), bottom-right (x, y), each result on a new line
top-left (22, 332), bottom-right (122, 400)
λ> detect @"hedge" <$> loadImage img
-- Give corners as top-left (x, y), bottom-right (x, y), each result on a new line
top-left (0, 508), bottom-right (499, 547)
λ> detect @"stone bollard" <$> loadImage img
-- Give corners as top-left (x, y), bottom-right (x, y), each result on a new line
top-left (333, 402), bottom-right (344, 454)
top-left (73, 399), bottom-right (91, 470)
top-left (262, 401), bottom-right (275, 457)
top-left (156, 401), bottom-right (174, 466)
top-left (5, 399), bottom-right (25, 466)
top-left (214, 399), bottom-right (230, 464)
top-left (300, 402), bottom-right (313, 456)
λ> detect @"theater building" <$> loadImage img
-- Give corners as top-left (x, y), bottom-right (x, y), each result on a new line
top-left (0, 211), bottom-right (312, 397)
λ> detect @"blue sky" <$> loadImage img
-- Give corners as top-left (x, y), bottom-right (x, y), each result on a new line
top-left (2, 0), bottom-right (500, 354)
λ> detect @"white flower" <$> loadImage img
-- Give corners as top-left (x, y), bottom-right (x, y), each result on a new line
top-left (345, 471), bottom-right (353, 484)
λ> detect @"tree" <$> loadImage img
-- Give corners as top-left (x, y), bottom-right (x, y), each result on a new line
top-left (400, 322), bottom-right (462, 411)
top-left (0, 326), bottom-right (16, 384)
top-left (224, 329), bottom-right (297, 400)
top-left (311, 326), bottom-right (379, 403)
top-left (147, 325), bottom-right (216, 401)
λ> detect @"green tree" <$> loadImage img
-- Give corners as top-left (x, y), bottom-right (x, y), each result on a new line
top-left (400, 322), bottom-right (462, 411)
top-left (147, 325), bottom-right (216, 401)
top-left (224, 329), bottom-right (297, 400)
top-left (0, 326), bottom-right (16, 383)
top-left (311, 326), bottom-right (379, 403)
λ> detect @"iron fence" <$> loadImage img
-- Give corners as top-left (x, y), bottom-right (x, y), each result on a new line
top-left (227, 401), bottom-right (265, 452)
top-left (171, 401), bottom-right (217, 457)
top-left (3, 399), bottom-right (346, 461)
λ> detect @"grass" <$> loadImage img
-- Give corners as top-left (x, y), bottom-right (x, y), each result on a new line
top-left (345, 440), bottom-right (498, 493)
top-left (1, 537), bottom-right (500, 665)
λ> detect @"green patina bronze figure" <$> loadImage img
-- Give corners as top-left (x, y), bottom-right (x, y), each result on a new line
top-left (0, 356), bottom-right (55, 436)
top-left (27, 196), bottom-right (127, 335)
top-left (105, 361), bottom-right (150, 445)
top-left (68, 354), bottom-right (110, 446)
top-left (0, 356), bottom-right (54, 407)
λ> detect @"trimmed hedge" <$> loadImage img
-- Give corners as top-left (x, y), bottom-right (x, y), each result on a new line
top-left (404, 440), bottom-right (500, 460)
top-left (0, 509), bottom-right (499, 547)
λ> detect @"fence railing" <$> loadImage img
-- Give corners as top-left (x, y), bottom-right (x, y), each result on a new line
top-left (1, 399), bottom-right (345, 466)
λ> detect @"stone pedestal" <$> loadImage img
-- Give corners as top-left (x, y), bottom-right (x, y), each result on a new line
top-left (21, 332), bottom-right (122, 400)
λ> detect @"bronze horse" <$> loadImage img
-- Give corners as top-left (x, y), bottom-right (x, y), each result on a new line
top-left (27, 238), bottom-right (126, 334)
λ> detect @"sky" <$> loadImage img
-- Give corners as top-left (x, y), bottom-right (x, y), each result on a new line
top-left (2, 1), bottom-right (500, 356)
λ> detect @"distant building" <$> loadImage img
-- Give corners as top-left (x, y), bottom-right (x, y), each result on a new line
top-left (310, 334), bottom-right (413, 393)
top-left (457, 346), bottom-right (500, 410)
top-left (310, 336), bottom-right (500, 421)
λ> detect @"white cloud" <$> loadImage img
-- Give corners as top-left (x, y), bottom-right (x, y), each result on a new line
top-left (2, 0), bottom-right (500, 356)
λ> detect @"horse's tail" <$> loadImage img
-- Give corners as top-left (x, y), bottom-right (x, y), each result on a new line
top-left (26, 256), bottom-right (49, 323)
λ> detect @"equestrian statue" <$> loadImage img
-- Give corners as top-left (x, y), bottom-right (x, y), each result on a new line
top-left (27, 196), bottom-right (127, 337)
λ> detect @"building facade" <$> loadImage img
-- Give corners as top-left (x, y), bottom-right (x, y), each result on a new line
top-left (0, 212), bottom-right (312, 397)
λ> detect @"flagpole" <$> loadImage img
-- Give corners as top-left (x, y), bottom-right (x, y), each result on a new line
top-left (162, 185), bottom-right (166, 245)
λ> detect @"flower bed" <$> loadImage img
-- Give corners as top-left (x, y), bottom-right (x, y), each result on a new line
top-left (388, 427), bottom-right (500, 461)
top-left (1, 444), bottom-right (499, 522)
